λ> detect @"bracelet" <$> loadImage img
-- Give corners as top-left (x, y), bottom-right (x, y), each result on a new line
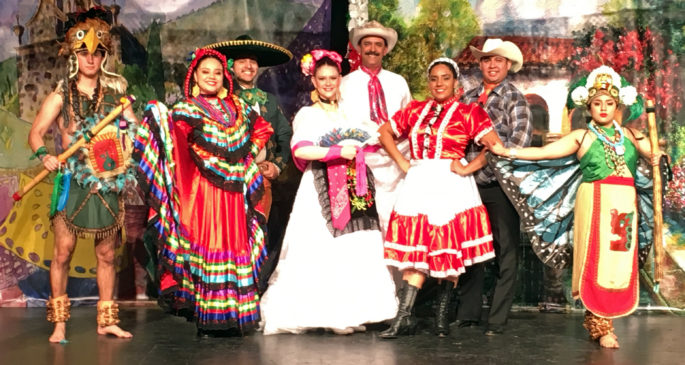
top-left (509, 148), bottom-right (518, 159)
top-left (30, 146), bottom-right (48, 161)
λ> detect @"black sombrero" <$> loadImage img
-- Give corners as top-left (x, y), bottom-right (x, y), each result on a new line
top-left (203, 35), bottom-right (293, 67)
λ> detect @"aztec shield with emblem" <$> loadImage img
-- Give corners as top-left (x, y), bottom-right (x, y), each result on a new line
top-left (86, 124), bottom-right (131, 179)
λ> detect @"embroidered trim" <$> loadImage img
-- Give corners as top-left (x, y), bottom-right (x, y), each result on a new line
top-left (311, 161), bottom-right (380, 237)
top-left (462, 251), bottom-right (496, 266)
top-left (427, 248), bottom-right (463, 257)
top-left (460, 234), bottom-right (495, 248)
top-left (390, 118), bottom-right (402, 138)
top-left (385, 259), bottom-right (430, 271)
top-left (410, 102), bottom-right (433, 159)
top-left (384, 241), bottom-right (429, 252)
top-left (428, 268), bottom-right (466, 278)
top-left (433, 102), bottom-right (459, 159)
top-left (474, 126), bottom-right (493, 146)
top-left (409, 100), bottom-right (459, 159)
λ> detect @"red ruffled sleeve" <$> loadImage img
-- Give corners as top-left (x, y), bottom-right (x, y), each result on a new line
top-left (390, 100), bottom-right (424, 139)
top-left (465, 103), bottom-right (494, 145)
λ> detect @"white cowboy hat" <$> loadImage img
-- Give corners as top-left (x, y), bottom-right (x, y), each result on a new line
top-left (350, 21), bottom-right (398, 53)
top-left (469, 38), bottom-right (523, 73)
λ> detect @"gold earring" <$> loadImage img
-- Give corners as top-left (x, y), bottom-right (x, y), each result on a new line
top-left (310, 90), bottom-right (320, 103)
top-left (192, 85), bottom-right (200, 97)
top-left (217, 87), bottom-right (228, 99)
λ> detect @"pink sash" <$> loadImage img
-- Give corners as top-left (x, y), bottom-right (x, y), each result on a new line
top-left (292, 141), bottom-right (378, 230)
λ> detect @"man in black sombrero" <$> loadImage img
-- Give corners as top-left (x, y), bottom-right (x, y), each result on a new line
top-left (204, 35), bottom-right (293, 291)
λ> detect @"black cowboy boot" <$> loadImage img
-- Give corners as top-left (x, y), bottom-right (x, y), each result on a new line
top-left (434, 281), bottom-right (454, 337)
top-left (380, 281), bottom-right (419, 339)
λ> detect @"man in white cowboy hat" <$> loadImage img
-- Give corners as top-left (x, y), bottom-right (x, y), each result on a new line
top-left (204, 35), bottom-right (294, 291)
top-left (340, 20), bottom-right (411, 235)
top-left (456, 38), bottom-right (532, 336)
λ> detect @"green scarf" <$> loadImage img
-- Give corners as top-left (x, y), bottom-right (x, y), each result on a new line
top-left (236, 88), bottom-right (267, 106)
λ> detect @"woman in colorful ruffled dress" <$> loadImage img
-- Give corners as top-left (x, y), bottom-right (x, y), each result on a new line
top-left (259, 50), bottom-right (398, 335)
top-left (378, 58), bottom-right (501, 339)
top-left (134, 48), bottom-right (273, 336)
top-left (489, 65), bottom-right (661, 348)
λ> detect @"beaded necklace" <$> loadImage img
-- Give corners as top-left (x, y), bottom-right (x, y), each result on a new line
top-left (68, 78), bottom-right (103, 128)
top-left (588, 120), bottom-right (627, 174)
top-left (192, 95), bottom-right (237, 128)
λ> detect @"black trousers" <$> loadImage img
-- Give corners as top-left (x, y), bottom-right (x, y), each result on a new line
top-left (457, 183), bottom-right (520, 326)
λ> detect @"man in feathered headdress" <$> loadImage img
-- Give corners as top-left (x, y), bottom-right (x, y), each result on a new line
top-left (27, 7), bottom-right (137, 343)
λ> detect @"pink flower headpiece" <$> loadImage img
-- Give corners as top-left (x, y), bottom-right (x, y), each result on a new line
top-left (300, 49), bottom-right (342, 76)
top-left (184, 48), bottom-right (234, 98)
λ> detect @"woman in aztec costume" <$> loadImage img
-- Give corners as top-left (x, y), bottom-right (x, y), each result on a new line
top-left (377, 58), bottom-right (500, 339)
top-left (488, 65), bottom-right (664, 348)
top-left (259, 50), bottom-right (397, 335)
top-left (27, 7), bottom-right (137, 342)
top-left (134, 48), bottom-right (273, 337)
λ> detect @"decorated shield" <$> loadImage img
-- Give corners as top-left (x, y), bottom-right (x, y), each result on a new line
top-left (86, 124), bottom-right (131, 179)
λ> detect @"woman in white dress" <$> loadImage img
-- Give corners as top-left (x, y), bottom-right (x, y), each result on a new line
top-left (260, 50), bottom-right (398, 335)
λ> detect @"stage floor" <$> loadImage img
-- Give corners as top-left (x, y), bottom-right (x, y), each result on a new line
top-left (1, 306), bottom-right (683, 365)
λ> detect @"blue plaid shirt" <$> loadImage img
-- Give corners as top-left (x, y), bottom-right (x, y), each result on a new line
top-left (463, 78), bottom-right (532, 185)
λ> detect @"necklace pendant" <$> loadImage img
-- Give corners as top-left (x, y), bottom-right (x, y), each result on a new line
top-left (614, 145), bottom-right (625, 156)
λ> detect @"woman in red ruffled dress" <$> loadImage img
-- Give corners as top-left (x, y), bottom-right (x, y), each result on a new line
top-left (378, 58), bottom-right (502, 338)
top-left (135, 48), bottom-right (273, 337)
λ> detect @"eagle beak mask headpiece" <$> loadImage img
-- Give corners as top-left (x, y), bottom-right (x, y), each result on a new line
top-left (60, 7), bottom-right (113, 57)
top-left (61, 18), bottom-right (111, 56)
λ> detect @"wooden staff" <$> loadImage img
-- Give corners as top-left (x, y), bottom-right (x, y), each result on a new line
top-left (646, 99), bottom-right (664, 284)
top-left (12, 95), bottom-right (135, 202)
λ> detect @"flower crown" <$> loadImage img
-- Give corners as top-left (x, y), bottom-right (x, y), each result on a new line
top-left (570, 65), bottom-right (637, 106)
top-left (300, 49), bottom-right (342, 76)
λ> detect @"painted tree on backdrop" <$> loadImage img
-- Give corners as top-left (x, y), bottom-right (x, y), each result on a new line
top-left (146, 20), bottom-right (165, 102)
top-left (369, 0), bottom-right (479, 99)
top-left (122, 20), bottom-right (163, 114)
top-left (0, 59), bottom-right (18, 114)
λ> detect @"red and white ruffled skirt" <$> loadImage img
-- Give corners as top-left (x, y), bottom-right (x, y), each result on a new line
top-left (384, 159), bottom-right (495, 279)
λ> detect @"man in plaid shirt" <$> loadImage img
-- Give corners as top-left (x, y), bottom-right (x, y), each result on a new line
top-left (457, 39), bottom-right (532, 336)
